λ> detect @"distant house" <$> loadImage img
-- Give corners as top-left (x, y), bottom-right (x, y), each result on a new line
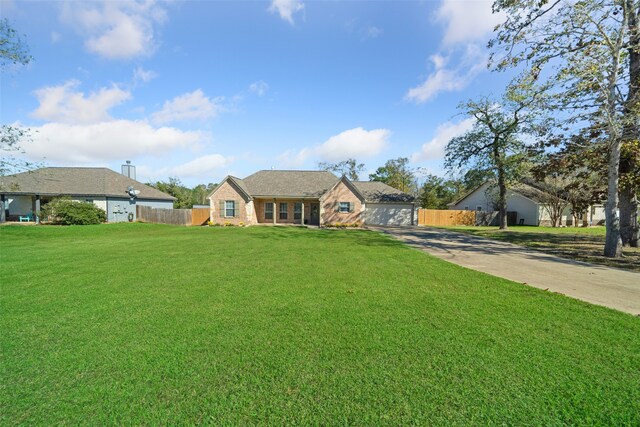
top-left (0, 166), bottom-right (175, 223)
top-left (448, 181), bottom-right (605, 226)
top-left (207, 170), bottom-right (415, 226)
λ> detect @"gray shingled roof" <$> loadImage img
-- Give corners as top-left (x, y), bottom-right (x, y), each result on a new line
top-left (0, 167), bottom-right (175, 200)
top-left (513, 182), bottom-right (565, 204)
top-left (242, 170), bottom-right (340, 197)
top-left (352, 181), bottom-right (415, 203)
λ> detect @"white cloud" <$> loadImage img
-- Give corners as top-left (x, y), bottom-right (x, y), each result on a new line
top-left (165, 154), bottom-right (233, 178)
top-left (404, 0), bottom-right (503, 103)
top-left (279, 127), bottom-right (390, 167)
top-left (151, 90), bottom-right (224, 124)
top-left (61, 0), bottom-right (167, 60)
top-left (411, 118), bottom-right (475, 162)
top-left (436, 0), bottom-right (504, 46)
top-left (249, 81), bottom-right (269, 96)
top-left (21, 120), bottom-right (208, 163)
top-left (51, 31), bottom-right (61, 43)
top-left (405, 44), bottom-right (487, 104)
top-left (133, 66), bottom-right (157, 84)
top-left (31, 80), bottom-right (131, 124)
top-left (269, 0), bottom-right (304, 25)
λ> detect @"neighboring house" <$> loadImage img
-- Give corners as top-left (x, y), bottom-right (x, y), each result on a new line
top-left (0, 167), bottom-right (175, 223)
top-left (448, 181), bottom-right (605, 226)
top-left (207, 170), bottom-right (415, 226)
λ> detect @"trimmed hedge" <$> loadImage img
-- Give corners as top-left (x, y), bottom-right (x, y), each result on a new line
top-left (42, 199), bottom-right (107, 225)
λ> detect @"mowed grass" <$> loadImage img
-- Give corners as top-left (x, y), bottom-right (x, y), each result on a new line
top-left (1, 224), bottom-right (639, 425)
top-left (440, 225), bottom-right (640, 272)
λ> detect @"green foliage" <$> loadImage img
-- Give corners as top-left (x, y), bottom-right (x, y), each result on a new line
top-left (41, 199), bottom-right (106, 225)
top-left (318, 158), bottom-right (365, 180)
top-left (147, 177), bottom-right (217, 209)
top-left (369, 157), bottom-right (417, 193)
top-left (418, 175), bottom-right (463, 209)
top-left (1, 224), bottom-right (639, 424)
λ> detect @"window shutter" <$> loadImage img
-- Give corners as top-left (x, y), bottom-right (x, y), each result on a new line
top-left (335, 202), bottom-right (340, 212)
top-left (219, 200), bottom-right (225, 217)
top-left (349, 202), bottom-right (354, 213)
top-left (234, 200), bottom-right (239, 217)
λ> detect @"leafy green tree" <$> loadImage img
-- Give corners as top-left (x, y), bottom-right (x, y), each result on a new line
top-left (147, 177), bottom-right (192, 208)
top-left (369, 157), bottom-right (417, 193)
top-left (318, 159), bottom-right (365, 180)
top-left (445, 95), bottom-right (540, 229)
top-left (490, 0), bottom-right (640, 254)
top-left (418, 175), bottom-right (463, 209)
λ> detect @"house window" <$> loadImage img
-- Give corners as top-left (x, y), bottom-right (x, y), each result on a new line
top-left (225, 200), bottom-right (236, 217)
top-left (265, 202), bottom-right (273, 220)
top-left (279, 202), bottom-right (288, 220)
top-left (294, 203), bottom-right (302, 220)
top-left (463, 206), bottom-right (469, 210)
top-left (339, 202), bottom-right (351, 213)
top-left (476, 206), bottom-right (482, 211)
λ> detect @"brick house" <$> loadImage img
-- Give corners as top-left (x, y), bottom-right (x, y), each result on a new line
top-left (207, 170), bottom-right (415, 226)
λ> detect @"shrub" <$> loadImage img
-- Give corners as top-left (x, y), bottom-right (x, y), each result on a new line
top-left (42, 199), bottom-right (107, 225)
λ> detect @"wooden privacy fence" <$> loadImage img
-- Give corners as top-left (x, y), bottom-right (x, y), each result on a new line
top-left (417, 209), bottom-right (476, 226)
top-left (136, 206), bottom-right (210, 226)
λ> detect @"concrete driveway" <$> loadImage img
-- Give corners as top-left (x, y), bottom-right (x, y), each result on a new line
top-left (372, 226), bottom-right (640, 316)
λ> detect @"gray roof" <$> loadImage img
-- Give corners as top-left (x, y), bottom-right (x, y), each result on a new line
top-left (353, 181), bottom-right (415, 203)
top-left (242, 170), bottom-right (340, 197)
top-left (451, 180), bottom-right (563, 206)
top-left (513, 181), bottom-right (564, 204)
top-left (0, 167), bottom-right (175, 200)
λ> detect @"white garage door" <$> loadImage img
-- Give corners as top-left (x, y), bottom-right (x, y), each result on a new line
top-left (364, 203), bottom-right (414, 226)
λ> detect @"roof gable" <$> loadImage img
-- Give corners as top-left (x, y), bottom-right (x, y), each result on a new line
top-left (0, 167), bottom-right (175, 200)
top-left (208, 176), bottom-right (252, 202)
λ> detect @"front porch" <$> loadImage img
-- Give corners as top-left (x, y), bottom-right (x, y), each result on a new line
top-left (0, 194), bottom-right (45, 223)
top-left (254, 198), bottom-right (321, 226)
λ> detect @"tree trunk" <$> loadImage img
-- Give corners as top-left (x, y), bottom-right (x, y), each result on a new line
top-left (497, 168), bottom-right (508, 230)
top-left (620, 187), bottom-right (639, 246)
top-left (604, 138), bottom-right (623, 257)
top-left (620, 0), bottom-right (639, 247)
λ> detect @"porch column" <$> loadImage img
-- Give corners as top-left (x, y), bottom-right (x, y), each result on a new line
top-left (1, 194), bottom-right (6, 223)
top-left (35, 195), bottom-right (41, 224)
top-left (300, 199), bottom-right (304, 225)
top-left (273, 198), bottom-right (276, 225)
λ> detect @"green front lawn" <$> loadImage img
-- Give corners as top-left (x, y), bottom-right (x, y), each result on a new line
top-left (440, 225), bottom-right (640, 271)
top-left (1, 224), bottom-right (639, 425)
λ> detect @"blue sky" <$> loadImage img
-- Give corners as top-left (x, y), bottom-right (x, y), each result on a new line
top-left (1, 0), bottom-right (513, 186)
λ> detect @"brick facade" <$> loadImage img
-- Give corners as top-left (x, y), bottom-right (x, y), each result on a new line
top-left (320, 180), bottom-right (364, 226)
top-left (209, 181), bottom-right (255, 225)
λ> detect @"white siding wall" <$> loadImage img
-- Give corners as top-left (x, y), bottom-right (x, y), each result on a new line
top-left (506, 193), bottom-right (539, 225)
top-left (6, 196), bottom-right (32, 215)
top-left (451, 182), bottom-right (495, 211)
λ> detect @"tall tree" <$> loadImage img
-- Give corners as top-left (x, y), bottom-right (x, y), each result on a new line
top-left (490, 0), bottom-right (640, 254)
top-left (445, 94), bottom-right (539, 229)
top-left (418, 175), bottom-right (463, 209)
top-left (317, 159), bottom-right (365, 180)
top-left (369, 157), bottom-right (417, 193)
top-left (1, 19), bottom-right (34, 178)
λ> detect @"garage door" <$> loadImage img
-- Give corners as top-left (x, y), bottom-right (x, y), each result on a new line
top-left (364, 203), bottom-right (414, 226)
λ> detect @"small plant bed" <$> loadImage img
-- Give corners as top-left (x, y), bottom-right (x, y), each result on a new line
top-left (2, 224), bottom-right (639, 424)
top-left (439, 225), bottom-right (640, 271)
